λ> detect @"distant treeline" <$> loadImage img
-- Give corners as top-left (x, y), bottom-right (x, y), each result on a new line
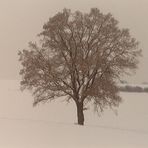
top-left (118, 85), bottom-right (148, 93)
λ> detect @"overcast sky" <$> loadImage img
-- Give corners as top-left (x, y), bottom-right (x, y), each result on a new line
top-left (0, 0), bottom-right (148, 83)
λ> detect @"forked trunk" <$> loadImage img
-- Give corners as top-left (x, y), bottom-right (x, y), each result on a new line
top-left (76, 101), bottom-right (84, 125)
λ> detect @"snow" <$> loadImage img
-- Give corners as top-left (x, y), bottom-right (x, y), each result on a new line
top-left (0, 80), bottom-right (148, 148)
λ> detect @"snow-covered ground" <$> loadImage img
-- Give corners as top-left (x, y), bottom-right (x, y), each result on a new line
top-left (0, 80), bottom-right (148, 148)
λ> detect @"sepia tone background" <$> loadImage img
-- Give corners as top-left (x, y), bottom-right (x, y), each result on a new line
top-left (0, 0), bottom-right (148, 83)
top-left (0, 1), bottom-right (148, 148)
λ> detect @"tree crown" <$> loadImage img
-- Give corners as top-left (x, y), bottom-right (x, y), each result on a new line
top-left (19, 8), bottom-right (141, 112)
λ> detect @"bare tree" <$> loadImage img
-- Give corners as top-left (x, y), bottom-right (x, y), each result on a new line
top-left (18, 8), bottom-right (141, 125)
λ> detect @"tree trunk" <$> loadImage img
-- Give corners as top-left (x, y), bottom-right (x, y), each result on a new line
top-left (76, 101), bottom-right (84, 125)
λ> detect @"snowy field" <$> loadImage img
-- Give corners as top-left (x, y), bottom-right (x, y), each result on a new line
top-left (0, 80), bottom-right (148, 148)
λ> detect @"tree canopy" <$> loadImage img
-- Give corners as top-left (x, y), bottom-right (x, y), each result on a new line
top-left (18, 8), bottom-right (141, 125)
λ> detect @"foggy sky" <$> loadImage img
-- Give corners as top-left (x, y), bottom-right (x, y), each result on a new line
top-left (0, 0), bottom-right (148, 83)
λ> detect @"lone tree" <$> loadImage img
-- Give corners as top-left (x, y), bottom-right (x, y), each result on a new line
top-left (18, 8), bottom-right (141, 125)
